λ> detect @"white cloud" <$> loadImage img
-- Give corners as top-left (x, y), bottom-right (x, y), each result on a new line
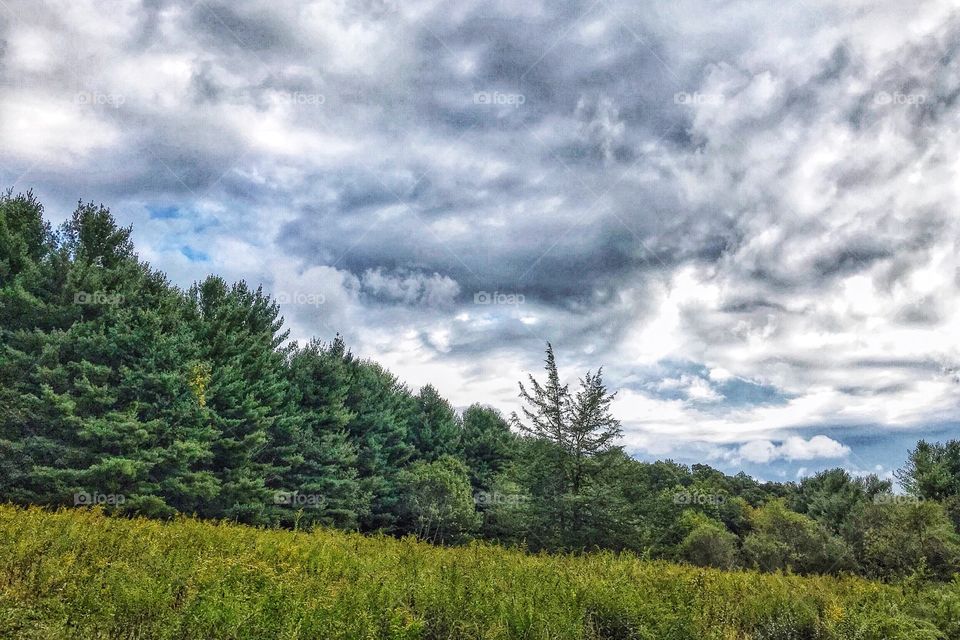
top-left (4, 0), bottom-right (960, 476)
top-left (655, 374), bottom-right (723, 403)
top-left (731, 436), bottom-right (851, 465)
top-left (359, 268), bottom-right (460, 307)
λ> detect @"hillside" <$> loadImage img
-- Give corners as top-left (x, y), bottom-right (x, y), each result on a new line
top-left (0, 505), bottom-right (955, 640)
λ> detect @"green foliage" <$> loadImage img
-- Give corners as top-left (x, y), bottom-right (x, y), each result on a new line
top-left (513, 344), bottom-right (624, 551)
top-left (898, 440), bottom-right (960, 501)
top-left (847, 499), bottom-right (960, 581)
top-left (398, 455), bottom-right (480, 544)
top-left (185, 276), bottom-right (295, 523)
top-left (0, 505), bottom-right (951, 640)
top-left (742, 499), bottom-right (853, 575)
top-left (476, 473), bottom-right (532, 544)
top-left (1, 195), bottom-right (221, 518)
top-left (285, 338), bottom-right (368, 529)
top-left (339, 355), bottom-right (416, 532)
top-left (460, 404), bottom-right (516, 493)
top-left (791, 468), bottom-right (890, 534)
top-left (678, 511), bottom-right (738, 569)
top-left (409, 384), bottom-right (462, 461)
top-left (1, 191), bottom-right (959, 591)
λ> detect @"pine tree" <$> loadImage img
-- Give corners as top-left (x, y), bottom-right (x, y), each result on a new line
top-left (409, 384), bottom-right (461, 462)
top-left (17, 201), bottom-right (219, 515)
top-left (186, 276), bottom-right (295, 523)
top-left (0, 190), bottom-right (58, 330)
top-left (111, 281), bottom-right (220, 516)
top-left (11, 201), bottom-right (146, 509)
top-left (513, 343), bottom-right (622, 549)
top-left (566, 368), bottom-right (622, 495)
top-left (338, 350), bottom-right (415, 532)
top-left (460, 404), bottom-right (515, 493)
top-left (285, 337), bottom-right (368, 528)
top-left (0, 191), bottom-right (58, 502)
top-left (515, 343), bottom-right (568, 446)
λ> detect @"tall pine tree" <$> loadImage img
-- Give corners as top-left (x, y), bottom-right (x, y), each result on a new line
top-left (513, 343), bottom-right (622, 550)
top-left (185, 276), bottom-right (295, 523)
top-left (285, 337), bottom-right (368, 528)
top-left (338, 349), bottom-right (415, 532)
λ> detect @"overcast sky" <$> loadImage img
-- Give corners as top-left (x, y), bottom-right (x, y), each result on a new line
top-left (3, 0), bottom-right (959, 482)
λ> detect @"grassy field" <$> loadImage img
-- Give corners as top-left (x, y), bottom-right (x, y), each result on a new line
top-left (0, 505), bottom-right (958, 639)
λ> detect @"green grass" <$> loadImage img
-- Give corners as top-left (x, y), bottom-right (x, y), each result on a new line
top-left (1, 505), bottom-right (958, 639)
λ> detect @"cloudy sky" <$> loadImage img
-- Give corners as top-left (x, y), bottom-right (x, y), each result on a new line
top-left (3, 0), bottom-right (960, 481)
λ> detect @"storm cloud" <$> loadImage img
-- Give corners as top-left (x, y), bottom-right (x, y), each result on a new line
top-left (3, 0), bottom-right (960, 478)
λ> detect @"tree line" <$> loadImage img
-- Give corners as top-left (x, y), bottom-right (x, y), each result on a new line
top-left (2, 190), bottom-right (960, 582)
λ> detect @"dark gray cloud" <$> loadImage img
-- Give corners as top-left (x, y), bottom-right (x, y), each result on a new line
top-left (3, 0), bottom-right (960, 477)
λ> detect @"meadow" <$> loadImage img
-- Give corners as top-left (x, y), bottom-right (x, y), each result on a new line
top-left (1, 505), bottom-right (958, 640)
